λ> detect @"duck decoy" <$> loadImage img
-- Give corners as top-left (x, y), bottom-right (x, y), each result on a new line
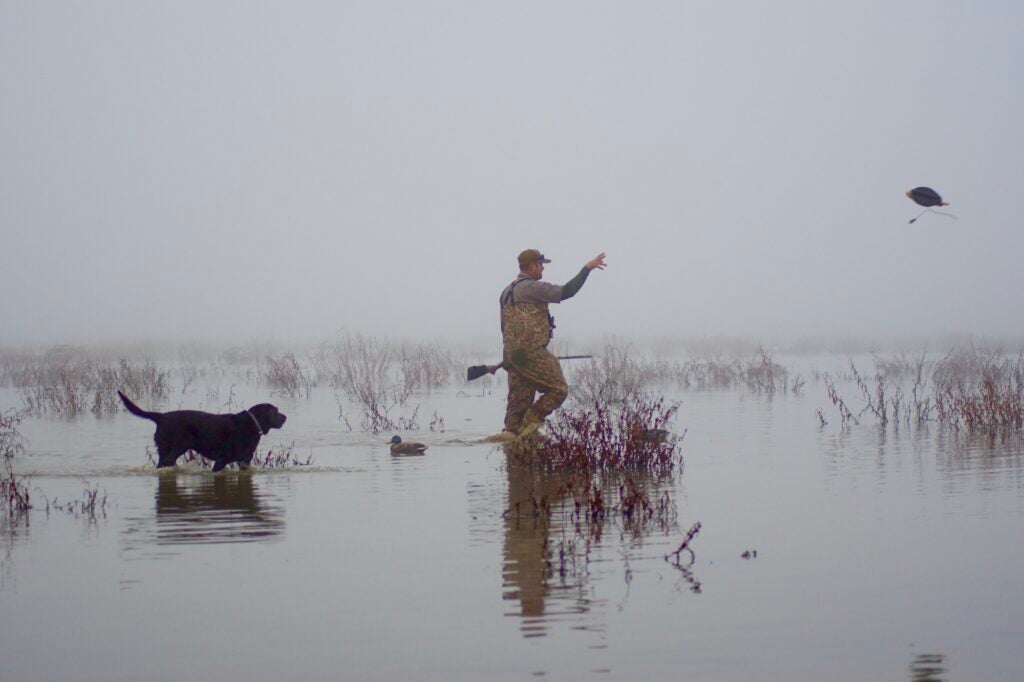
top-left (389, 435), bottom-right (427, 455)
top-left (640, 428), bottom-right (671, 443)
top-left (905, 186), bottom-right (957, 224)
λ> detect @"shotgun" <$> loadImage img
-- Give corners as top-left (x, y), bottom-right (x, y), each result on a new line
top-left (466, 355), bottom-right (593, 382)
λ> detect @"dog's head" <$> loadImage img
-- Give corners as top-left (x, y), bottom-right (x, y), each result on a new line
top-left (247, 404), bottom-right (287, 435)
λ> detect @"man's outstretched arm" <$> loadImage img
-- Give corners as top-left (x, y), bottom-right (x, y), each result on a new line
top-left (561, 252), bottom-right (606, 300)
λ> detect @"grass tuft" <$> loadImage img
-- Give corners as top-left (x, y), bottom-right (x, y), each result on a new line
top-left (1, 409), bottom-right (31, 517)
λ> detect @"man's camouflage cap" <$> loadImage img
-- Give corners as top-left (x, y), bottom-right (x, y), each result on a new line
top-left (517, 249), bottom-right (551, 267)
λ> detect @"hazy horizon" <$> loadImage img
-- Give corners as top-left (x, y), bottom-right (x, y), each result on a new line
top-left (4, 3), bottom-right (1023, 346)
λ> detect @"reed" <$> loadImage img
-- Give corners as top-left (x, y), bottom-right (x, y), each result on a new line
top-left (1, 409), bottom-right (31, 516)
top-left (873, 352), bottom-right (930, 381)
top-left (824, 374), bottom-right (860, 427)
top-left (819, 348), bottom-right (1024, 431)
top-left (849, 361), bottom-right (889, 427)
top-left (1, 409), bottom-right (26, 462)
top-left (92, 358), bottom-right (170, 414)
top-left (311, 334), bottom-right (433, 431)
top-left (674, 355), bottom-right (742, 390)
top-left (568, 343), bottom-right (648, 407)
top-left (741, 347), bottom-right (777, 393)
top-left (397, 342), bottom-right (458, 391)
top-left (428, 411), bottom-right (446, 432)
top-left (933, 351), bottom-right (1024, 431)
top-left (47, 483), bottom-right (108, 519)
top-left (218, 344), bottom-right (262, 367)
top-left (569, 341), bottom-right (801, 398)
top-left (352, 378), bottom-right (419, 433)
top-left (17, 363), bottom-right (90, 416)
top-left (175, 345), bottom-right (223, 393)
top-left (251, 443), bottom-right (314, 468)
top-left (113, 358), bottom-right (169, 402)
top-left (313, 333), bottom-right (393, 393)
top-left (7, 349), bottom-right (169, 417)
top-left (260, 352), bottom-right (313, 398)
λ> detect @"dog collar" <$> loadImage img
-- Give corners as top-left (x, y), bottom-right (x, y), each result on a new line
top-left (246, 410), bottom-right (265, 435)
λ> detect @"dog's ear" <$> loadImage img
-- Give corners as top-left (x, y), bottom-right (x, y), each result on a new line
top-left (249, 404), bottom-right (285, 429)
top-left (250, 403), bottom-right (286, 429)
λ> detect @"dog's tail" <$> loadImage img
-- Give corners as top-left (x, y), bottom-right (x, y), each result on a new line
top-left (117, 390), bottom-right (161, 422)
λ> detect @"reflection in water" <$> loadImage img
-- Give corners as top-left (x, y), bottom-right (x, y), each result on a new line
top-left (154, 473), bottom-right (285, 544)
top-left (124, 473), bottom-right (285, 551)
top-left (820, 424), bottom-right (1024, 495)
top-left (502, 467), bottom-right (588, 638)
top-left (909, 651), bottom-right (947, 681)
top-left (664, 522), bottom-right (703, 594)
top-left (501, 464), bottom-right (682, 638)
top-left (1, 515), bottom-right (29, 591)
top-left (935, 430), bottom-right (1024, 485)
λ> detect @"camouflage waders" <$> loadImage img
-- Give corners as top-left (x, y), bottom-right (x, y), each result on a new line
top-left (501, 296), bottom-right (568, 433)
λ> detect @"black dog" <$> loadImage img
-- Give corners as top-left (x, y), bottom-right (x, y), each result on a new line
top-left (118, 391), bottom-right (287, 472)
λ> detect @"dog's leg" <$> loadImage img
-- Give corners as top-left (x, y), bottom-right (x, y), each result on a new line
top-left (212, 457), bottom-right (229, 472)
top-left (237, 461), bottom-right (250, 471)
top-left (156, 445), bottom-right (185, 468)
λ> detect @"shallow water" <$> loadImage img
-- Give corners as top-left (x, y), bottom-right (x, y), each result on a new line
top-left (2, 363), bottom-right (1023, 681)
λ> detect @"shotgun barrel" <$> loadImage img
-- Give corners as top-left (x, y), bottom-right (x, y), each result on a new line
top-left (466, 355), bottom-right (593, 382)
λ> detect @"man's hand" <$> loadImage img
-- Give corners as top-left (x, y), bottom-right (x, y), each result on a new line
top-left (585, 252), bottom-right (607, 271)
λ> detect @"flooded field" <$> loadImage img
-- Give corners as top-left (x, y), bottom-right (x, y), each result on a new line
top-left (2, 342), bottom-right (1023, 681)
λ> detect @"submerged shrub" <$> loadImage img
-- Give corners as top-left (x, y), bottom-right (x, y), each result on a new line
top-left (261, 353), bottom-right (313, 398)
top-left (397, 342), bottom-right (458, 391)
top-left (310, 334), bottom-right (441, 431)
top-left (511, 394), bottom-right (682, 474)
top-left (502, 394), bottom-right (690, 586)
top-left (820, 347), bottom-right (1024, 432)
top-left (934, 350), bottom-right (1024, 431)
top-left (568, 344), bottom-right (651, 407)
top-left (7, 349), bottom-right (169, 417)
top-left (313, 333), bottom-right (393, 392)
top-left (569, 340), bottom-right (800, 398)
top-left (46, 483), bottom-right (108, 519)
top-left (2, 409), bottom-right (31, 516)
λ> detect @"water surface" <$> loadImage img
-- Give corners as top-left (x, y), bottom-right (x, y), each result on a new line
top-left (2, 364), bottom-right (1022, 681)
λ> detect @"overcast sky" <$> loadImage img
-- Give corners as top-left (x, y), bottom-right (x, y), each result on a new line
top-left (2, 2), bottom-right (1022, 347)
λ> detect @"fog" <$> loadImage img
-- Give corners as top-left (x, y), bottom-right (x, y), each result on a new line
top-left (3, 2), bottom-right (1023, 349)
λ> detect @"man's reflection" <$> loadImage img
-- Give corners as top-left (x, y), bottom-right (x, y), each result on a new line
top-left (502, 457), bottom-right (691, 637)
top-left (502, 465), bottom-right (604, 637)
top-left (909, 652), bottom-right (947, 682)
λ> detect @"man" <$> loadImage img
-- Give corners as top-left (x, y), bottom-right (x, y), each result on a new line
top-left (499, 248), bottom-right (607, 438)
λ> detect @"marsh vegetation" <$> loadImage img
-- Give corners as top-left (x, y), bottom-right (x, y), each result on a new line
top-left (567, 342), bottom-right (803, 407)
top-left (504, 360), bottom-right (692, 583)
top-left (1, 409), bottom-right (30, 519)
top-left (818, 346), bottom-right (1024, 432)
top-left (0, 334), bottom-right (461, 434)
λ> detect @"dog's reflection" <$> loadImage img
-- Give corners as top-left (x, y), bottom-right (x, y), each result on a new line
top-left (154, 473), bottom-right (285, 545)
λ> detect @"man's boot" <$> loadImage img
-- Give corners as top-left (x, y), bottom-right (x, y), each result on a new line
top-left (517, 409), bottom-right (544, 438)
top-left (490, 429), bottom-right (518, 443)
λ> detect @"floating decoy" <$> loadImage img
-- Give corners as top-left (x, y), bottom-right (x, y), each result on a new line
top-left (639, 428), bottom-right (671, 443)
top-left (389, 435), bottom-right (427, 455)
